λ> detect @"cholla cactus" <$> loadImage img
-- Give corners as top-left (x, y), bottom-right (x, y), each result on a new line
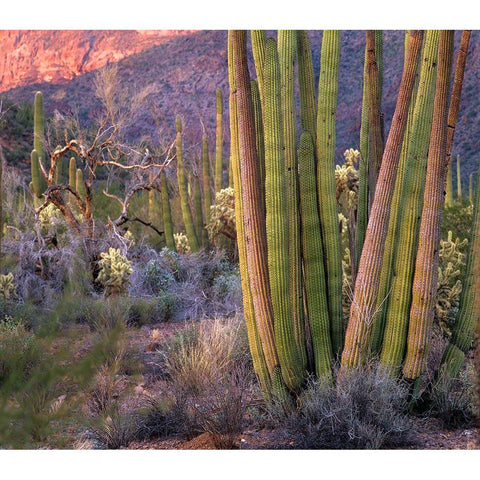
top-left (335, 148), bottom-right (360, 209)
top-left (436, 231), bottom-right (468, 336)
top-left (39, 203), bottom-right (63, 228)
top-left (341, 247), bottom-right (353, 322)
top-left (174, 232), bottom-right (191, 254)
top-left (206, 187), bottom-right (236, 242)
top-left (97, 248), bottom-right (133, 296)
top-left (0, 273), bottom-right (17, 301)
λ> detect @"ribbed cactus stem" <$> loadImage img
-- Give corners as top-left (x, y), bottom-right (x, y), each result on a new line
top-left (380, 30), bottom-right (440, 375)
top-left (469, 173), bottom-right (473, 205)
top-left (69, 157), bottom-right (76, 188)
top-left (192, 171), bottom-right (205, 248)
top-left (30, 149), bottom-right (43, 200)
top-left (279, 30), bottom-right (307, 374)
top-left (251, 80), bottom-right (265, 192)
top-left (76, 168), bottom-right (86, 199)
top-left (251, 30), bottom-right (266, 110)
top-left (214, 88), bottom-right (224, 193)
top-left (436, 166), bottom-right (480, 382)
top-left (445, 160), bottom-right (454, 207)
top-left (341, 30), bottom-right (423, 368)
top-left (228, 31), bottom-right (272, 397)
top-left (298, 132), bottom-right (333, 378)
top-left (456, 155), bottom-right (462, 200)
top-left (297, 30), bottom-right (317, 142)
top-left (316, 30), bottom-right (343, 356)
top-left (403, 30), bottom-right (454, 380)
top-left (33, 91), bottom-right (47, 197)
top-left (231, 30), bottom-right (281, 381)
top-left (264, 37), bottom-right (304, 391)
top-left (202, 135), bottom-right (213, 227)
top-left (160, 171), bottom-right (175, 251)
top-left (175, 116), bottom-right (199, 253)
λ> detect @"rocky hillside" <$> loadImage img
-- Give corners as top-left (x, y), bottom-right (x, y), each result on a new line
top-left (1, 30), bottom-right (479, 186)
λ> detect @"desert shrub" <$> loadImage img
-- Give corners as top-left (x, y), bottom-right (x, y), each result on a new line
top-left (279, 365), bottom-right (411, 449)
top-left (142, 258), bottom-right (175, 293)
top-left (429, 365), bottom-right (475, 429)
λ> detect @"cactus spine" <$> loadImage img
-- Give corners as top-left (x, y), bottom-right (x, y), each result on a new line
top-left (175, 116), bottom-right (199, 252)
top-left (380, 30), bottom-right (440, 374)
top-left (160, 171), bottom-right (175, 251)
top-left (403, 30), bottom-right (454, 380)
top-left (316, 30), bottom-right (343, 356)
top-left (342, 30), bottom-right (423, 368)
top-left (214, 88), bottom-right (224, 193)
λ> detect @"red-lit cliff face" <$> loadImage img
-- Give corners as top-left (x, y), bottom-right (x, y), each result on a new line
top-left (0, 30), bottom-right (195, 92)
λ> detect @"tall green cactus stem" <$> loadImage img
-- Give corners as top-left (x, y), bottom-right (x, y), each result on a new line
top-left (264, 37), bottom-right (305, 391)
top-left (436, 166), bottom-right (480, 384)
top-left (160, 171), bottom-right (175, 251)
top-left (251, 30), bottom-right (266, 110)
top-left (371, 31), bottom-right (421, 354)
top-left (202, 135), bottom-right (213, 228)
top-left (297, 30), bottom-right (317, 142)
top-left (316, 30), bottom-right (343, 356)
top-left (192, 171), bottom-right (205, 248)
top-left (30, 149), bottom-right (43, 201)
top-left (445, 160), bottom-right (454, 207)
top-left (215, 88), bottom-right (224, 193)
top-left (76, 168), bottom-right (86, 199)
top-left (341, 30), bottom-right (423, 368)
top-left (446, 31), bottom-right (471, 170)
top-left (366, 30), bottom-right (384, 211)
top-left (298, 132), bottom-right (333, 378)
top-left (469, 173), bottom-right (473, 205)
top-left (228, 31), bottom-right (272, 397)
top-left (355, 38), bottom-right (370, 272)
top-left (403, 30), bottom-right (454, 380)
top-left (279, 30), bottom-right (307, 374)
top-left (69, 157), bottom-right (76, 188)
top-left (456, 155), bottom-right (462, 200)
top-left (175, 116), bottom-right (199, 253)
top-left (251, 80), bottom-right (265, 192)
top-left (33, 91), bottom-right (47, 197)
top-left (380, 30), bottom-right (439, 375)
top-left (0, 146), bottom-right (3, 265)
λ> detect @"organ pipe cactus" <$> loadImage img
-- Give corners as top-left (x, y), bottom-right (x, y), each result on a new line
top-left (316, 30), bottom-right (343, 356)
top-left (76, 168), bottom-right (86, 200)
top-left (160, 171), bottom-right (175, 251)
top-left (403, 30), bottom-right (454, 380)
top-left (192, 171), bottom-right (206, 248)
top-left (175, 116), bottom-right (199, 252)
top-left (435, 166), bottom-right (480, 385)
top-left (264, 37), bottom-right (305, 391)
top-left (279, 30), bottom-right (307, 373)
top-left (228, 30), bottom-right (272, 398)
top-left (380, 30), bottom-right (440, 375)
top-left (342, 30), bottom-right (423, 368)
top-left (202, 135), bottom-right (213, 228)
top-left (445, 160), bottom-right (454, 207)
top-left (214, 89), bottom-right (224, 193)
top-left (251, 80), bottom-right (265, 191)
top-left (456, 155), bottom-right (462, 200)
top-left (298, 132), bottom-right (333, 378)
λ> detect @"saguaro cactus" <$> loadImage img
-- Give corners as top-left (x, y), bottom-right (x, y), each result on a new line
top-left (175, 116), bottom-right (199, 252)
top-left (316, 30), bottom-right (343, 356)
top-left (456, 155), bottom-right (462, 200)
top-left (33, 91), bottom-right (47, 197)
top-left (215, 89), bottom-right (224, 193)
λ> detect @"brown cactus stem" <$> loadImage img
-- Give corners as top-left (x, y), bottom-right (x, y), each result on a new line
top-left (403, 31), bottom-right (454, 380)
top-left (230, 30), bottom-right (281, 380)
top-left (341, 30), bottom-right (423, 368)
top-left (445, 31), bottom-right (471, 170)
top-left (366, 30), bottom-right (384, 211)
